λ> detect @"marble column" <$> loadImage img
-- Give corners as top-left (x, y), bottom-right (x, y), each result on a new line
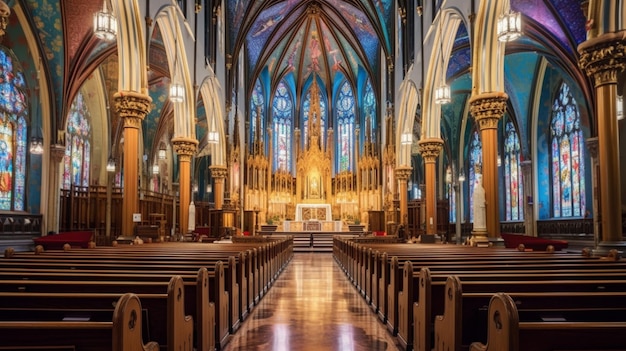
top-left (579, 32), bottom-right (626, 250)
top-left (114, 92), bottom-right (152, 237)
top-left (394, 166), bottom-right (412, 228)
top-left (46, 144), bottom-right (66, 234)
top-left (210, 165), bottom-right (228, 210)
top-left (173, 137), bottom-right (198, 238)
top-left (469, 92), bottom-right (508, 239)
top-left (417, 138), bottom-right (443, 236)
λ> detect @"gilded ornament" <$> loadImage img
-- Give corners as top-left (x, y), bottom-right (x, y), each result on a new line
top-left (469, 93), bottom-right (508, 130)
top-left (578, 32), bottom-right (626, 87)
top-left (417, 138), bottom-right (443, 163)
top-left (115, 92), bottom-right (152, 128)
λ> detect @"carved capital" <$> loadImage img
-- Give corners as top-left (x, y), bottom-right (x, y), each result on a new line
top-left (114, 91), bottom-right (152, 129)
top-left (172, 137), bottom-right (198, 162)
top-left (50, 144), bottom-right (66, 163)
top-left (0, 1), bottom-right (10, 42)
top-left (578, 31), bottom-right (626, 87)
top-left (209, 165), bottom-right (228, 179)
top-left (417, 138), bottom-right (443, 163)
top-left (469, 92), bottom-right (508, 130)
top-left (394, 166), bottom-right (413, 182)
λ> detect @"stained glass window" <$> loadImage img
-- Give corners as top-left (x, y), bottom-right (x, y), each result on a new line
top-left (504, 120), bottom-right (523, 221)
top-left (272, 80), bottom-right (292, 172)
top-left (336, 81), bottom-right (355, 172)
top-left (551, 82), bottom-right (586, 217)
top-left (250, 79), bottom-right (265, 151)
top-left (62, 91), bottom-right (92, 190)
top-left (302, 84), bottom-right (327, 149)
top-left (468, 129), bottom-right (482, 222)
top-left (363, 78), bottom-right (376, 141)
top-left (0, 48), bottom-right (27, 211)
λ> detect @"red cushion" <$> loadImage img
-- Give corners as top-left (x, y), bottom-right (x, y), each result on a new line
top-left (34, 231), bottom-right (94, 250)
top-left (501, 233), bottom-right (568, 251)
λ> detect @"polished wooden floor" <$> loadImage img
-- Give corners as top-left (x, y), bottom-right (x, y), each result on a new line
top-left (222, 253), bottom-right (400, 351)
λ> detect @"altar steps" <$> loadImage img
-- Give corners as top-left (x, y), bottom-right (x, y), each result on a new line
top-left (288, 232), bottom-right (360, 253)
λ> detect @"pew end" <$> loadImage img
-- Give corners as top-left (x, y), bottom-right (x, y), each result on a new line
top-left (469, 293), bottom-right (519, 351)
top-left (113, 293), bottom-right (160, 351)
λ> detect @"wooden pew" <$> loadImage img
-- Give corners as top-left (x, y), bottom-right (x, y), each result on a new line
top-left (470, 292), bottom-right (626, 351)
top-left (0, 292), bottom-right (159, 351)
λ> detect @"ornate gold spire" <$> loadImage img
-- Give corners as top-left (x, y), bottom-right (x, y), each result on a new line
top-left (307, 77), bottom-right (322, 150)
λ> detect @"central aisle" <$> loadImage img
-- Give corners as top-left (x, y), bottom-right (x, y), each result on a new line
top-left (222, 253), bottom-right (399, 351)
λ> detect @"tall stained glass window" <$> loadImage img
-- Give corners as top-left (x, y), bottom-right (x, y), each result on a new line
top-left (302, 84), bottom-right (327, 149)
top-left (503, 120), bottom-right (523, 221)
top-left (272, 80), bottom-right (292, 172)
top-left (468, 129), bottom-right (482, 222)
top-left (250, 79), bottom-right (264, 151)
top-left (336, 81), bottom-right (355, 172)
top-left (0, 48), bottom-right (28, 211)
top-left (363, 78), bottom-right (376, 141)
top-left (551, 82), bottom-right (585, 217)
top-left (62, 91), bottom-right (91, 190)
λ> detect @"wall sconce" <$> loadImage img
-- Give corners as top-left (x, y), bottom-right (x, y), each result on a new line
top-left (94, 0), bottom-right (117, 41)
top-left (206, 183), bottom-right (212, 193)
top-left (401, 132), bottom-right (412, 145)
top-left (193, 182), bottom-right (199, 193)
top-left (497, 11), bottom-right (522, 42)
top-left (152, 163), bottom-right (159, 175)
top-left (106, 157), bottom-right (116, 172)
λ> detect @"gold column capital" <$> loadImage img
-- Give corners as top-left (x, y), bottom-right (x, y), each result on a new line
top-left (394, 166), bottom-right (412, 181)
top-left (209, 165), bottom-right (229, 179)
top-left (469, 92), bottom-right (508, 130)
top-left (172, 137), bottom-right (198, 162)
top-left (417, 138), bottom-right (443, 163)
top-left (114, 91), bottom-right (152, 129)
top-left (0, 1), bottom-right (10, 42)
top-left (578, 31), bottom-right (626, 87)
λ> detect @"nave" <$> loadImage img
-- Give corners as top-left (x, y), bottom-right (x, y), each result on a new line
top-left (223, 253), bottom-right (398, 351)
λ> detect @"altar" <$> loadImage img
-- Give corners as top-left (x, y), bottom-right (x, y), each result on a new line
top-left (283, 219), bottom-right (343, 232)
top-left (295, 204), bottom-right (332, 221)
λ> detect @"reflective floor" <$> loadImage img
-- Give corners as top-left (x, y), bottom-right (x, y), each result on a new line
top-left (222, 253), bottom-right (400, 351)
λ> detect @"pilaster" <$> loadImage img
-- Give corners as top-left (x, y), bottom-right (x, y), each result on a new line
top-left (210, 165), bottom-right (228, 210)
top-left (173, 137), bottom-right (198, 237)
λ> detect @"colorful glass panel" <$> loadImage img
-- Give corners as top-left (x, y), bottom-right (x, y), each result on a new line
top-left (336, 81), bottom-right (355, 172)
top-left (0, 47), bottom-right (27, 210)
top-left (272, 80), bottom-right (293, 171)
top-left (363, 78), bottom-right (376, 141)
top-left (504, 121), bottom-right (523, 221)
top-left (62, 91), bottom-right (92, 189)
top-left (551, 82), bottom-right (586, 217)
top-left (250, 79), bottom-right (264, 149)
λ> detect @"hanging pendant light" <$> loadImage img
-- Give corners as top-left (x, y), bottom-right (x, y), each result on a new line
top-left (169, 39), bottom-right (185, 103)
top-left (207, 118), bottom-right (219, 144)
top-left (401, 132), bottom-right (412, 145)
top-left (435, 18), bottom-right (451, 105)
top-left (497, 11), bottom-right (522, 42)
top-left (106, 157), bottom-right (116, 172)
top-left (94, 0), bottom-right (117, 41)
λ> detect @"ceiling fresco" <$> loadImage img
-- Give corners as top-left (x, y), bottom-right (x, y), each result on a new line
top-left (229, 0), bottom-right (393, 93)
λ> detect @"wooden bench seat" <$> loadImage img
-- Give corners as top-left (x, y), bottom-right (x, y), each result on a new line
top-left (501, 232), bottom-right (569, 251)
top-left (0, 293), bottom-right (158, 351)
top-left (470, 293), bottom-right (626, 351)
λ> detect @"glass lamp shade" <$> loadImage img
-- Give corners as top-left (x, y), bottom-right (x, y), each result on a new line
top-left (106, 158), bottom-right (116, 172)
top-left (94, 4), bottom-right (117, 41)
top-left (158, 148), bottom-right (167, 160)
top-left (497, 12), bottom-right (522, 42)
top-left (152, 164), bottom-right (159, 175)
top-left (29, 137), bottom-right (44, 155)
top-left (401, 132), bottom-right (412, 145)
top-left (435, 84), bottom-right (451, 104)
top-left (169, 82), bottom-right (185, 103)
top-left (207, 130), bottom-right (219, 144)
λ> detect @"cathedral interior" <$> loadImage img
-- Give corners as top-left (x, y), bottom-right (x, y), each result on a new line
top-left (0, 0), bottom-right (624, 252)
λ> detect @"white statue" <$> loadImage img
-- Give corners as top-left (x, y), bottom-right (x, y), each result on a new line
top-left (473, 174), bottom-right (487, 231)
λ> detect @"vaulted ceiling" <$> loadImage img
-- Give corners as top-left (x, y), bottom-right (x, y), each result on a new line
top-left (227, 0), bottom-right (394, 93)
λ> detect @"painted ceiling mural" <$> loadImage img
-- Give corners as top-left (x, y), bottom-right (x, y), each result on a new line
top-left (229, 0), bottom-right (393, 94)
